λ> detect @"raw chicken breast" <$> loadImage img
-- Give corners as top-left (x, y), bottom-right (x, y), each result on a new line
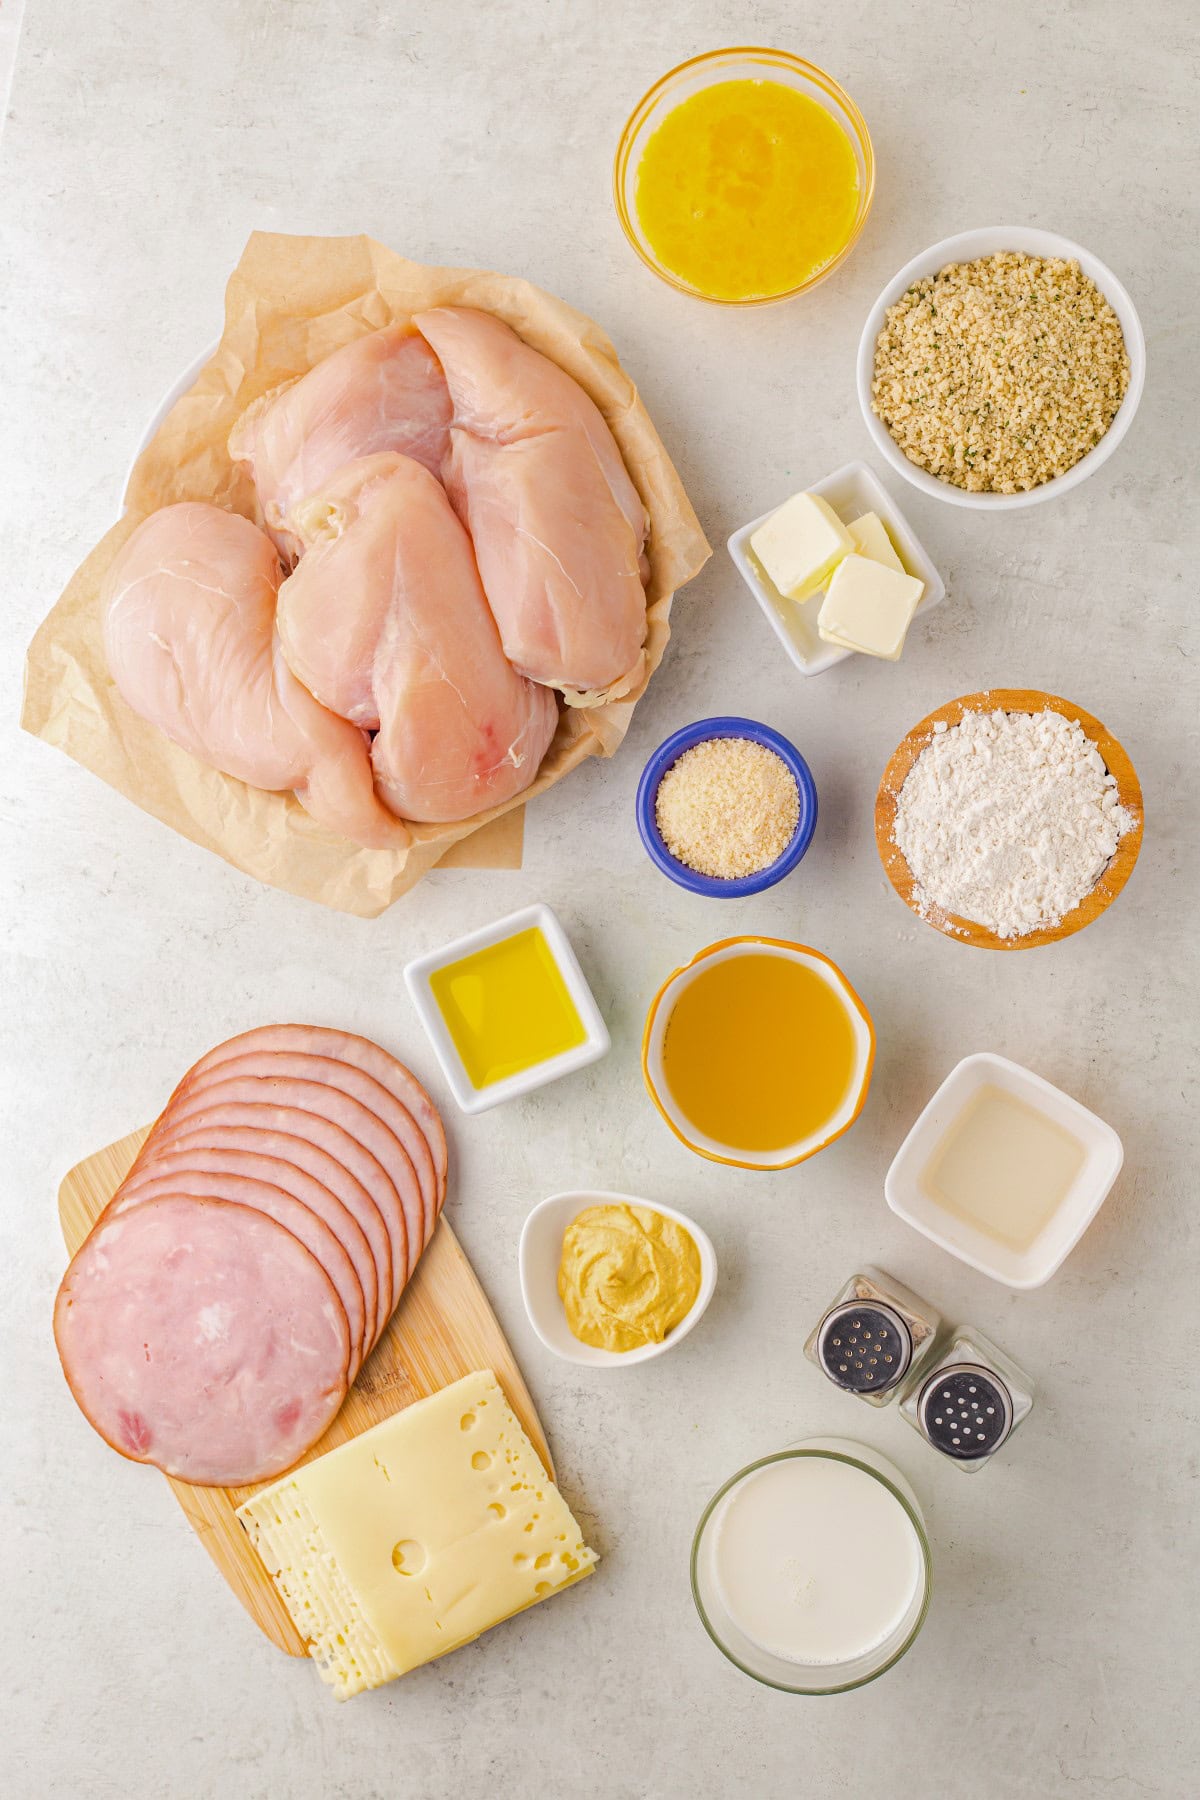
top-left (412, 307), bottom-right (650, 700)
top-left (278, 455), bottom-right (558, 823)
top-left (102, 503), bottom-right (408, 849)
top-left (228, 327), bottom-right (452, 560)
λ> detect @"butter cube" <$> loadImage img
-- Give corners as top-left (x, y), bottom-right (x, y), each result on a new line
top-left (846, 511), bottom-right (905, 575)
top-left (750, 492), bottom-right (853, 602)
top-left (817, 554), bottom-right (925, 661)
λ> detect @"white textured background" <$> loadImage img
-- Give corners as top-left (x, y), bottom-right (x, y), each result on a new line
top-left (2, 3), bottom-right (1197, 1796)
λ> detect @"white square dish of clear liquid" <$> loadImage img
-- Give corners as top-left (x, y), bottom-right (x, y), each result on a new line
top-left (885, 1053), bottom-right (1124, 1288)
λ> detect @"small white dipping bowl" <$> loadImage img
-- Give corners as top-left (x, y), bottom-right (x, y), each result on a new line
top-left (404, 903), bottom-right (610, 1117)
top-left (856, 226), bottom-right (1146, 511)
top-left (519, 1189), bottom-right (717, 1368)
top-left (885, 1053), bottom-right (1124, 1288)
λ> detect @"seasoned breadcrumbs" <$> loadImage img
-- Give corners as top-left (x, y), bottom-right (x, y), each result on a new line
top-left (872, 252), bottom-right (1129, 493)
top-left (655, 738), bottom-right (799, 880)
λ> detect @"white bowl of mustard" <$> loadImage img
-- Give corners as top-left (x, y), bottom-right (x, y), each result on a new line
top-left (519, 1190), bottom-right (717, 1369)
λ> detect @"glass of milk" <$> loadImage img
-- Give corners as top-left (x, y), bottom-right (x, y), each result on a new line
top-left (691, 1438), bottom-right (931, 1692)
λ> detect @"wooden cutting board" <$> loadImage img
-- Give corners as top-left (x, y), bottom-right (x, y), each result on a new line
top-left (59, 1127), bottom-right (553, 1658)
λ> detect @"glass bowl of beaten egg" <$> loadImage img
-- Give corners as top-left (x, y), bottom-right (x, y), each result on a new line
top-left (614, 47), bottom-right (875, 306)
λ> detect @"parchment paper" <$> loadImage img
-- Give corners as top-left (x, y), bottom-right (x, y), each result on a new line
top-left (22, 232), bottom-right (711, 917)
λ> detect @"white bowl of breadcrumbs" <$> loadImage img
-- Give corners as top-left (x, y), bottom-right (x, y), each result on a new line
top-left (856, 226), bottom-right (1145, 510)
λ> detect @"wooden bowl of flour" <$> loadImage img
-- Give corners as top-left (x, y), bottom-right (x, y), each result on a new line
top-left (875, 690), bottom-right (1144, 950)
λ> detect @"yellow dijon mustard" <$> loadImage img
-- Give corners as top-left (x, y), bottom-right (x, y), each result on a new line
top-left (557, 1203), bottom-right (702, 1354)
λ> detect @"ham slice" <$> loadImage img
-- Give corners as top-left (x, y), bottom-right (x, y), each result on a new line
top-left (152, 1075), bottom-right (418, 1302)
top-left (178, 1025), bottom-right (448, 1226)
top-left (53, 1030), bottom-right (451, 1488)
top-left (54, 1197), bottom-right (349, 1486)
top-left (133, 1105), bottom-right (396, 1348)
top-left (112, 1152), bottom-right (370, 1374)
top-left (128, 1121), bottom-right (384, 1351)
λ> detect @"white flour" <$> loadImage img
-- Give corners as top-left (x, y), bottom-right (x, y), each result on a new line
top-left (892, 708), bottom-right (1134, 939)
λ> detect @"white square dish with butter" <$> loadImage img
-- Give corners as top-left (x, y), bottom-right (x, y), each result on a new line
top-left (728, 462), bottom-right (946, 676)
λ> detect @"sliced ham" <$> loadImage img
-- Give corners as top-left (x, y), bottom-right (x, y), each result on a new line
top-left (176, 1024), bottom-right (447, 1229)
top-left (111, 1152), bottom-right (369, 1374)
top-left (150, 1075), bottom-right (416, 1305)
top-left (54, 1197), bottom-right (349, 1486)
top-left (128, 1121), bottom-right (384, 1351)
top-left (175, 1050), bottom-right (436, 1270)
top-left (54, 1029), bottom-right (450, 1490)
top-left (133, 1105), bottom-right (396, 1346)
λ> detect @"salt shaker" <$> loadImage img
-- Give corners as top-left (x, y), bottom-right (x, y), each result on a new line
top-left (900, 1329), bottom-right (1034, 1471)
top-left (804, 1268), bottom-right (942, 1407)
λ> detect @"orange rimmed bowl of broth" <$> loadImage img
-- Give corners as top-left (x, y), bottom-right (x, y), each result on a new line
top-left (642, 938), bottom-right (875, 1170)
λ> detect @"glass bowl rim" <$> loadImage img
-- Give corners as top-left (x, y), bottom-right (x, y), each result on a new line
top-left (612, 44), bottom-right (876, 308)
top-left (689, 1445), bottom-right (933, 1693)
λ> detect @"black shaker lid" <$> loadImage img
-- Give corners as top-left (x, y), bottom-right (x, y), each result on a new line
top-left (816, 1299), bottom-right (913, 1396)
top-left (919, 1363), bottom-right (1013, 1460)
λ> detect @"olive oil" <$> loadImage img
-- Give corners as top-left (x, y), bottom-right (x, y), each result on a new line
top-left (661, 952), bottom-right (857, 1152)
top-left (430, 926), bottom-right (585, 1090)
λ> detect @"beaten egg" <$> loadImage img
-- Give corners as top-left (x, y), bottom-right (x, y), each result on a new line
top-left (634, 78), bottom-right (861, 302)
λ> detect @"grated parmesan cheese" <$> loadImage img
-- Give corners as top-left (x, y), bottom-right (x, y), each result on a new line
top-left (655, 738), bottom-right (800, 880)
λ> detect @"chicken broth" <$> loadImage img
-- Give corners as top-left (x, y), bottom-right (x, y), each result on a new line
top-left (661, 953), bottom-right (857, 1152)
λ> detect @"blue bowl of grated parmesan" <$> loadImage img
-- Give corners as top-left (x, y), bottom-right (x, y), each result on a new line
top-left (636, 717), bottom-right (818, 897)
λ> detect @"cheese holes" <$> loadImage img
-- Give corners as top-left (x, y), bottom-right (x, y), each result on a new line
top-left (487, 1502), bottom-right (506, 1521)
top-left (459, 1412), bottom-right (476, 1431)
top-left (391, 1539), bottom-right (426, 1577)
top-left (471, 1451), bottom-right (492, 1471)
top-left (535, 1582), bottom-right (552, 1597)
top-left (534, 1553), bottom-right (552, 1570)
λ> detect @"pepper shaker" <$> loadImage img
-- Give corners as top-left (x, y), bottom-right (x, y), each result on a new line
top-left (804, 1268), bottom-right (942, 1407)
top-left (900, 1329), bottom-right (1034, 1471)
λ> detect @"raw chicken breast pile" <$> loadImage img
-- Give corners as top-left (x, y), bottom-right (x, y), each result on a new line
top-left (103, 313), bottom-right (651, 847)
top-left (54, 1026), bottom-right (448, 1486)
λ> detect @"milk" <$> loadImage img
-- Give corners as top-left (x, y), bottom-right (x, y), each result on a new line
top-left (703, 1451), bottom-right (923, 1666)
